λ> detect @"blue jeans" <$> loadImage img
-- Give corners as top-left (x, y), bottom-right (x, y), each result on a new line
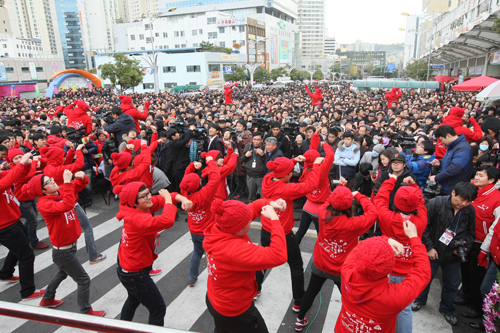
top-left (117, 263), bottom-right (166, 326)
top-left (188, 233), bottom-right (204, 284)
top-left (45, 244), bottom-right (91, 313)
top-left (295, 210), bottom-right (319, 245)
top-left (415, 260), bottom-right (460, 315)
top-left (480, 263), bottom-right (499, 298)
top-left (74, 203), bottom-right (99, 261)
top-left (19, 200), bottom-right (40, 247)
top-left (389, 275), bottom-right (412, 333)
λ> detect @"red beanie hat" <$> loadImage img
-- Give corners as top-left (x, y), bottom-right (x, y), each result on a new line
top-left (113, 181), bottom-right (145, 207)
top-left (356, 237), bottom-right (395, 281)
top-left (24, 174), bottom-right (45, 198)
top-left (119, 95), bottom-right (132, 105)
top-left (77, 100), bottom-right (89, 112)
top-left (8, 148), bottom-right (24, 162)
top-left (40, 146), bottom-right (65, 166)
top-left (127, 139), bottom-right (142, 152)
top-left (111, 152), bottom-right (132, 170)
top-left (394, 186), bottom-right (421, 213)
top-left (327, 186), bottom-right (353, 211)
top-left (303, 149), bottom-right (320, 168)
top-left (180, 173), bottom-right (200, 195)
top-left (267, 157), bottom-right (294, 178)
top-left (212, 199), bottom-right (252, 234)
top-left (200, 150), bottom-right (221, 161)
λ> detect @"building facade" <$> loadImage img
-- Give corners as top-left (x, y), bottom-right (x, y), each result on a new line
top-left (0, 57), bottom-right (65, 89)
top-left (297, 0), bottom-right (325, 60)
top-left (0, 33), bottom-right (44, 58)
top-left (324, 37), bottom-right (337, 55)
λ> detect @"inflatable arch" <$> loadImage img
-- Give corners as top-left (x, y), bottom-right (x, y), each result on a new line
top-left (46, 69), bottom-right (102, 98)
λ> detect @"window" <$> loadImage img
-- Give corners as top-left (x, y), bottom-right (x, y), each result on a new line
top-left (2, 44), bottom-right (6, 48)
top-left (192, 29), bottom-right (197, 36)
top-left (189, 82), bottom-right (197, 85)
top-left (144, 24), bottom-right (151, 30)
top-left (219, 27), bottom-right (225, 33)
top-left (193, 43), bottom-right (199, 47)
top-left (239, 26), bottom-right (245, 32)
top-left (139, 34), bottom-right (144, 40)
top-left (181, 44), bottom-right (186, 48)
top-left (162, 66), bottom-right (176, 73)
top-left (208, 64), bottom-right (220, 71)
top-left (199, 29), bottom-right (203, 34)
top-left (163, 32), bottom-right (168, 37)
top-left (143, 83), bottom-right (154, 89)
top-left (175, 44), bottom-right (180, 48)
top-left (21, 67), bottom-right (29, 73)
top-left (207, 17), bottom-right (216, 24)
top-left (5, 67), bottom-right (13, 73)
top-left (146, 37), bottom-right (153, 43)
top-left (36, 67), bottom-right (43, 72)
top-left (186, 65), bottom-right (200, 72)
top-left (140, 47), bottom-right (145, 50)
top-left (180, 31), bottom-right (185, 37)
top-left (164, 82), bottom-right (177, 88)
top-left (208, 32), bottom-right (217, 39)
top-left (219, 41), bottom-right (225, 48)
top-left (155, 32), bottom-right (159, 37)
top-left (174, 31), bottom-right (179, 37)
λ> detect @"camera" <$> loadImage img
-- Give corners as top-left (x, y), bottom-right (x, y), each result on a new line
top-left (453, 239), bottom-right (468, 263)
top-left (172, 122), bottom-right (186, 135)
top-left (282, 117), bottom-right (300, 137)
top-left (423, 179), bottom-right (443, 200)
top-left (483, 148), bottom-right (500, 166)
top-left (251, 116), bottom-right (271, 133)
top-left (66, 127), bottom-right (87, 145)
top-left (192, 126), bottom-right (208, 141)
top-left (391, 133), bottom-right (416, 150)
top-left (101, 112), bottom-right (115, 125)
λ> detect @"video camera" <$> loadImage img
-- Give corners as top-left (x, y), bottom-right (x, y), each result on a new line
top-left (192, 126), bottom-right (208, 141)
top-left (251, 116), bottom-right (271, 133)
top-left (101, 112), bottom-right (115, 125)
top-left (483, 148), bottom-right (500, 166)
top-left (391, 133), bottom-right (416, 150)
top-left (66, 127), bottom-right (88, 145)
top-left (453, 239), bottom-right (468, 263)
top-left (172, 122), bottom-right (186, 135)
top-left (422, 179), bottom-right (442, 200)
top-left (282, 117), bottom-right (300, 137)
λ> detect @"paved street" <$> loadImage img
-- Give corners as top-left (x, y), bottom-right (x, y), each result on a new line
top-left (0, 195), bottom-right (480, 333)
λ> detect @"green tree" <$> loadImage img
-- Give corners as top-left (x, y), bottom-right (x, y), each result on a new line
top-left (313, 69), bottom-right (324, 80)
top-left (224, 65), bottom-right (246, 82)
top-left (270, 66), bottom-right (287, 80)
top-left (403, 59), bottom-right (434, 80)
top-left (493, 18), bottom-right (500, 34)
top-left (98, 53), bottom-right (145, 94)
top-left (253, 67), bottom-right (270, 83)
top-left (296, 70), bottom-right (309, 81)
top-left (199, 41), bottom-right (232, 54)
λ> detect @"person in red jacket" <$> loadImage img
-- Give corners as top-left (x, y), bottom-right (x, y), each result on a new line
top-left (114, 181), bottom-right (191, 326)
top-left (295, 130), bottom-right (335, 244)
top-left (295, 185), bottom-right (377, 331)
top-left (123, 139), bottom-right (156, 189)
top-left (385, 87), bottom-right (402, 109)
top-left (335, 222), bottom-right (431, 333)
top-left (24, 170), bottom-right (105, 316)
top-left (204, 197), bottom-right (287, 332)
top-left (224, 85), bottom-right (233, 105)
top-left (373, 175), bottom-right (427, 333)
top-left (305, 85), bottom-right (322, 107)
top-left (119, 95), bottom-right (149, 134)
top-left (64, 100), bottom-right (93, 135)
top-left (0, 152), bottom-right (45, 300)
top-left (109, 143), bottom-right (151, 187)
top-left (181, 155), bottom-right (221, 287)
top-left (256, 156), bottom-right (322, 311)
top-left (434, 106), bottom-right (483, 159)
top-left (201, 148), bottom-right (237, 200)
top-left (8, 148), bottom-right (48, 249)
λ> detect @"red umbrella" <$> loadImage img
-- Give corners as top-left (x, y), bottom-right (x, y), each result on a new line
top-left (433, 75), bottom-right (455, 82)
top-left (452, 76), bottom-right (499, 92)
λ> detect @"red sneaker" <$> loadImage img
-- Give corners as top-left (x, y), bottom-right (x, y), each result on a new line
top-left (23, 289), bottom-right (45, 300)
top-left (39, 298), bottom-right (63, 308)
top-left (295, 317), bottom-right (309, 331)
top-left (1, 276), bottom-right (19, 282)
top-left (292, 304), bottom-right (300, 313)
top-left (86, 307), bottom-right (106, 317)
top-left (33, 242), bottom-right (49, 250)
top-left (188, 282), bottom-right (195, 287)
top-left (150, 269), bottom-right (162, 276)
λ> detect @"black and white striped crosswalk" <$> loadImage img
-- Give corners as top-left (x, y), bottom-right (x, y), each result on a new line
top-left (0, 198), bottom-right (466, 332)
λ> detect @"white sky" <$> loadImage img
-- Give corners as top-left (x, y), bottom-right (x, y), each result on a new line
top-left (324, 0), bottom-right (423, 44)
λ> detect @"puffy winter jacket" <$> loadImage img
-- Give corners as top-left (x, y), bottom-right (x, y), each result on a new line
top-left (435, 135), bottom-right (473, 195)
top-left (334, 140), bottom-right (361, 180)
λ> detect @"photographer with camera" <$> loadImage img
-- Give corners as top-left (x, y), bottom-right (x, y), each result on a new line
top-left (100, 106), bottom-right (135, 145)
top-left (412, 182), bottom-right (477, 327)
top-left (264, 121), bottom-right (291, 158)
top-left (63, 100), bottom-right (93, 135)
top-left (167, 127), bottom-right (193, 193)
top-left (430, 125), bottom-right (473, 195)
top-left (241, 132), bottom-right (266, 202)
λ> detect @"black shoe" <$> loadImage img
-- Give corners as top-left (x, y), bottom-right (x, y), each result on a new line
top-left (469, 322), bottom-right (486, 331)
top-left (453, 296), bottom-right (471, 305)
top-left (441, 312), bottom-right (458, 326)
top-left (461, 309), bottom-right (482, 319)
top-left (411, 301), bottom-right (425, 312)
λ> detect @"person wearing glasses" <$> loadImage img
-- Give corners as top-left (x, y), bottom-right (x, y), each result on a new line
top-left (23, 169), bottom-right (105, 316)
top-left (113, 181), bottom-right (192, 326)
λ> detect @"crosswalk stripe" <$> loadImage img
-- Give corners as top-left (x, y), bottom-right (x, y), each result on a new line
top-left (52, 231), bottom-right (194, 333)
top-left (321, 286), bottom-right (342, 332)
top-left (413, 279), bottom-right (453, 333)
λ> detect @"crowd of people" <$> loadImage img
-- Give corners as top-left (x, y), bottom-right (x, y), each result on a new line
top-left (0, 81), bottom-right (499, 332)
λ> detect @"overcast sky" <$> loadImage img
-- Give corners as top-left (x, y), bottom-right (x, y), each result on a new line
top-left (324, 0), bottom-right (423, 44)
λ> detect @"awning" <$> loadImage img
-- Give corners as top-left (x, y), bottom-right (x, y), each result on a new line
top-left (353, 80), bottom-right (440, 89)
top-left (476, 80), bottom-right (500, 100)
top-left (433, 75), bottom-right (455, 82)
top-left (452, 75), bottom-right (499, 91)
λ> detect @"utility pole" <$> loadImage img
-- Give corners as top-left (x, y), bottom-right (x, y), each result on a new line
top-left (426, 11), bottom-right (435, 81)
top-left (143, 16), bottom-right (160, 95)
top-left (243, 63), bottom-right (262, 86)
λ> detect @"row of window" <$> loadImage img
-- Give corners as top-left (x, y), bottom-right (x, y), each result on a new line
top-left (130, 29), bottom-right (206, 41)
top-left (143, 82), bottom-right (196, 89)
top-left (161, 65), bottom-right (201, 73)
top-left (2, 66), bottom-right (44, 73)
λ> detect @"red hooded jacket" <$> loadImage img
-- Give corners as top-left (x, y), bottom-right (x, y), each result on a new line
top-left (212, 148), bottom-right (237, 200)
top-left (0, 162), bottom-right (32, 229)
top-left (12, 162), bottom-right (38, 202)
top-left (434, 107), bottom-right (483, 159)
top-left (335, 237), bottom-right (431, 333)
top-left (224, 86), bottom-right (233, 105)
top-left (314, 193), bottom-right (377, 276)
top-left (203, 199), bottom-right (287, 317)
top-left (117, 193), bottom-right (178, 272)
top-left (384, 87), bottom-right (402, 108)
top-left (43, 150), bottom-right (85, 186)
top-left (47, 135), bottom-right (68, 149)
top-left (373, 178), bottom-right (427, 277)
top-left (472, 184), bottom-right (500, 243)
top-left (64, 101), bottom-right (93, 135)
top-left (184, 160), bottom-right (221, 235)
top-left (262, 162), bottom-right (320, 234)
top-left (119, 95), bottom-right (149, 133)
top-left (305, 85), bottom-right (322, 107)
top-left (110, 145), bottom-right (151, 187)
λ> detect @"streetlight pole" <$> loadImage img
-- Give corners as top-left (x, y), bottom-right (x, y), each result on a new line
top-left (307, 69), bottom-right (316, 82)
top-left (143, 16), bottom-right (160, 95)
top-left (243, 63), bottom-right (262, 87)
top-left (426, 11), bottom-right (435, 81)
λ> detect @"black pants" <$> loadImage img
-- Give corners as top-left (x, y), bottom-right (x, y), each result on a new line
top-left (206, 294), bottom-right (268, 333)
top-left (0, 221), bottom-right (36, 298)
top-left (255, 229), bottom-right (304, 305)
top-left (460, 243), bottom-right (487, 312)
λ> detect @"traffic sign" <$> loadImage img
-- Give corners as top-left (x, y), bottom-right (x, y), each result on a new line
top-left (223, 66), bottom-right (233, 74)
top-left (432, 64), bottom-right (444, 69)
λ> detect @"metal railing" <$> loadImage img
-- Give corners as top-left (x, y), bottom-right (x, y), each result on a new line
top-left (0, 301), bottom-right (197, 333)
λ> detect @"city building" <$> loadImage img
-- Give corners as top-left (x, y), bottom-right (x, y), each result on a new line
top-left (348, 40), bottom-right (375, 52)
top-left (324, 37), bottom-right (337, 55)
top-left (337, 50), bottom-right (386, 75)
top-left (0, 7), bottom-right (12, 34)
top-left (118, 0), bottom-right (158, 23)
top-left (297, 0), bottom-right (325, 60)
top-left (95, 49), bottom-right (247, 92)
top-left (80, 0), bottom-right (120, 57)
top-left (0, 57), bottom-right (66, 91)
top-left (403, 14), bottom-right (420, 67)
top-left (0, 33), bottom-right (44, 58)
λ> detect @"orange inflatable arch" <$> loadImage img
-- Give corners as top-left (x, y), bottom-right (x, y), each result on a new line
top-left (51, 69), bottom-right (102, 88)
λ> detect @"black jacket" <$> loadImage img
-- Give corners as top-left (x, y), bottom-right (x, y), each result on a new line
top-left (155, 142), bottom-right (172, 176)
top-left (241, 143), bottom-right (266, 178)
top-left (203, 136), bottom-right (225, 156)
top-left (422, 195), bottom-right (476, 263)
top-left (170, 130), bottom-right (192, 173)
top-left (353, 172), bottom-right (373, 197)
top-left (265, 148), bottom-right (285, 174)
top-left (102, 113), bottom-right (135, 144)
top-left (102, 137), bottom-right (118, 164)
top-left (265, 131), bottom-right (291, 158)
top-left (373, 166), bottom-right (418, 211)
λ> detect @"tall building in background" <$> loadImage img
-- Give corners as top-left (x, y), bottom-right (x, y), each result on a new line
top-left (297, 0), bottom-right (325, 67)
top-left (53, 0), bottom-right (86, 69)
top-left (0, 7), bottom-right (12, 34)
top-left (324, 37), bottom-right (336, 55)
top-left (422, 0), bottom-right (459, 14)
top-left (80, 0), bottom-right (119, 56)
top-left (349, 40), bottom-right (375, 52)
top-left (122, 0), bottom-right (159, 22)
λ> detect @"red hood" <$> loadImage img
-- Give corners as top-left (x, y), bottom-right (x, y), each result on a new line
top-left (121, 103), bottom-right (136, 113)
top-left (47, 135), bottom-right (66, 145)
top-left (119, 95), bottom-right (132, 104)
top-left (442, 112), bottom-right (464, 128)
top-left (391, 87), bottom-right (399, 92)
top-left (72, 106), bottom-right (88, 117)
top-left (262, 174), bottom-right (287, 198)
top-left (449, 106), bottom-right (465, 118)
top-left (343, 267), bottom-right (389, 303)
top-left (116, 203), bottom-right (142, 221)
